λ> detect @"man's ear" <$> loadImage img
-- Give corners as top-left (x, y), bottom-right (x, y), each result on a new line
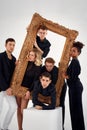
top-left (39, 76), bottom-right (42, 81)
top-left (46, 31), bottom-right (47, 35)
top-left (49, 79), bottom-right (52, 84)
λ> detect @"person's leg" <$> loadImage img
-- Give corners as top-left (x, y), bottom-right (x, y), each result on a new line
top-left (0, 92), bottom-right (4, 115)
top-left (69, 87), bottom-right (85, 130)
top-left (0, 92), bottom-right (5, 129)
top-left (2, 92), bottom-right (17, 130)
top-left (16, 97), bottom-right (22, 130)
top-left (16, 97), bottom-right (29, 130)
top-left (60, 83), bottom-right (67, 130)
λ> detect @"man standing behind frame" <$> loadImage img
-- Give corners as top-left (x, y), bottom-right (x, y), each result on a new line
top-left (0, 38), bottom-right (17, 130)
top-left (34, 25), bottom-right (51, 59)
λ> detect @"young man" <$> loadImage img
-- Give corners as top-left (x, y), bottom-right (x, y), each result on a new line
top-left (34, 25), bottom-right (51, 58)
top-left (32, 72), bottom-right (56, 110)
top-left (41, 57), bottom-right (67, 130)
top-left (0, 38), bottom-right (17, 130)
top-left (41, 57), bottom-right (58, 85)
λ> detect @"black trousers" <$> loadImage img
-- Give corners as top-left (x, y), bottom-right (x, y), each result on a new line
top-left (60, 83), bottom-right (67, 130)
top-left (69, 86), bottom-right (85, 130)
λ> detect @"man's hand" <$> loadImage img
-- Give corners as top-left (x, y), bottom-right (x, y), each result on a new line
top-left (35, 105), bottom-right (42, 110)
top-left (24, 91), bottom-right (30, 100)
top-left (34, 41), bottom-right (38, 48)
top-left (6, 88), bottom-right (13, 96)
top-left (34, 41), bottom-right (43, 55)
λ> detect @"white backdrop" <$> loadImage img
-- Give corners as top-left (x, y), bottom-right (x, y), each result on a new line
top-left (0, 0), bottom-right (87, 130)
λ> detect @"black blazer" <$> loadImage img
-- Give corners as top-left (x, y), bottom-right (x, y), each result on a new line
top-left (0, 51), bottom-right (16, 91)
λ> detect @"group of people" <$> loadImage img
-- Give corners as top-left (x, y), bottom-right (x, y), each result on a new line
top-left (0, 25), bottom-right (85, 130)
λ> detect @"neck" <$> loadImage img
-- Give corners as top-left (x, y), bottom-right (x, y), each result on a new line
top-left (6, 50), bottom-right (12, 59)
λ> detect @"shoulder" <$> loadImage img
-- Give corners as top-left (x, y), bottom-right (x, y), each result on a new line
top-left (12, 54), bottom-right (16, 61)
top-left (52, 66), bottom-right (58, 72)
top-left (48, 83), bottom-right (55, 90)
top-left (45, 39), bottom-right (51, 47)
top-left (34, 64), bottom-right (41, 70)
top-left (0, 51), bottom-right (6, 60)
top-left (33, 80), bottom-right (41, 88)
top-left (71, 58), bottom-right (80, 65)
top-left (43, 37), bottom-right (51, 47)
top-left (53, 66), bottom-right (58, 70)
top-left (36, 35), bottom-right (40, 41)
top-left (41, 65), bottom-right (46, 70)
top-left (0, 51), bottom-right (6, 56)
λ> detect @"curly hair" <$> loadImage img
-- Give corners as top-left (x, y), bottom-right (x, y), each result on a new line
top-left (73, 41), bottom-right (84, 54)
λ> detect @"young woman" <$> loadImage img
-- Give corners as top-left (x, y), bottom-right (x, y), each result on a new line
top-left (16, 49), bottom-right (42, 130)
top-left (63, 41), bottom-right (85, 130)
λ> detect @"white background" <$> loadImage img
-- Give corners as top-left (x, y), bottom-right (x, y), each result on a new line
top-left (0, 0), bottom-right (87, 130)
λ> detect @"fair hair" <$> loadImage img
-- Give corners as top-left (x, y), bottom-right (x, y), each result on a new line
top-left (27, 48), bottom-right (42, 66)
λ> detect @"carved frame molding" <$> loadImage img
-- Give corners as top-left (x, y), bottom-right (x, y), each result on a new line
top-left (10, 13), bottom-right (78, 106)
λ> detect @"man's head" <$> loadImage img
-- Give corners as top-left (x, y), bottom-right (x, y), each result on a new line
top-left (40, 72), bottom-right (51, 88)
top-left (45, 57), bottom-right (55, 72)
top-left (5, 38), bottom-right (15, 53)
top-left (37, 25), bottom-right (48, 40)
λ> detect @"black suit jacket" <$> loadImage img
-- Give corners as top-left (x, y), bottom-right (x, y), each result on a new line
top-left (0, 51), bottom-right (16, 91)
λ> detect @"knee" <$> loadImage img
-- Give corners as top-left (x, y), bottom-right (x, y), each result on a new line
top-left (17, 106), bottom-right (23, 115)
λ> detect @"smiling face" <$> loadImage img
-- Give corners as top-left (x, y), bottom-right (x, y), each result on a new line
top-left (38, 29), bottom-right (47, 40)
top-left (45, 62), bottom-right (54, 72)
top-left (40, 76), bottom-right (51, 88)
top-left (28, 51), bottom-right (36, 62)
top-left (70, 47), bottom-right (80, 58)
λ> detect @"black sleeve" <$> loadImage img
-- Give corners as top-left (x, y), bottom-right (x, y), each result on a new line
top-left (52, 67), bottom-right (58, 85)
top-left (42, 85), bottom-right (56, 110)
top-left (0, 56), bottom-right (8, 90)
top-left (32, 82), bottom-right (44, 106)
top-left (29, 66), bottom-right (41, 91)
top-left (42, 47), bottom-right (50, 58)
top-left (67, 59), bottom-right (80, 81)
top-left (33, 66), bottom-right (41, 81)
top-left (42, 41), bottom-right (51, 58)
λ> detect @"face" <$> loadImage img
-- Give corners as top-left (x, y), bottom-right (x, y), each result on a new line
top-left (38, 29), bottom-right (47, 40)
top-left (70, 47), bottom-right (79, 58)
top-left (5, 41), bottom-right (15, 53)
top-left (45, 62), bottom-right (54, 72)
top-left (28, 51), bottom-right (36, 62)
top-left (40, 76), bottom-right (51, 88)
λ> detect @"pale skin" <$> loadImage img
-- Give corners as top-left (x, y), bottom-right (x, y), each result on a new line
top-left (45, 62), bottom-right (54, 72)
top-left (5, 41), bottom-right (15, 96)
top-left (35, 76), bottom-right (51, 110)
top-left (34, 29), bottom-right (47, 55)
top-left (16, 51), bottom-right (37, 130)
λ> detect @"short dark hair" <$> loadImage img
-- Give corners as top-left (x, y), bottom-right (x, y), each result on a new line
top-left (40, 72), bottom-right (51, 80)
top-left (45, 57), bottom-right (55, 64)
top-left (5, 38), bottom-right (15, 45)
top-left (38, 25), bottom-right (48, 30)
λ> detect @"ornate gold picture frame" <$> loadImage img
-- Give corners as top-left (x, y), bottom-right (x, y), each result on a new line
top-left (10, 13), bottom-right (78, 106)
